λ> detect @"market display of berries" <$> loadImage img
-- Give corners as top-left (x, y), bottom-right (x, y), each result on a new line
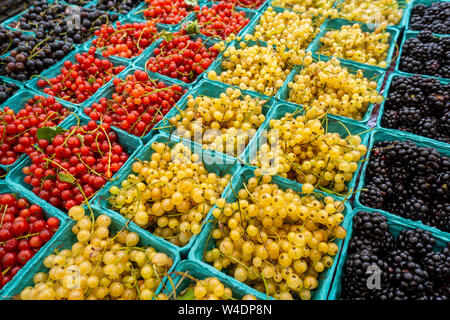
top-left (0, 96), bottom-right (71, 166)
top-left (94, 0), bottom-right (141, 14)
top-left (93, 21), bottom-right (158, 59)
top-left (0, 193), bottom-right (60, 289)
top-left (381, 75), bottom-right (449, 144)
top-left (409, 1), bottom-right (450, 35)
top-left (18, 206), bottom-right (174, 300)
top-left (84, 69), bottom-right (186, 137)
top-left (22, 121), bottom-right (130, 211)
top-left (146, 31), bottom-right (219, 83)
top-left (36, 49), bottom-right (126, 104)
top-left (399, 31), bottom-right (450, 78)
top-left (142, 0), bottom-right (199, 25)
top-left (0, 81), bottom-right (19, 105)
top-left (194, 2), bottom-right (251, 40)
top-left (341, 211), bottom-right (449, 300)
top-left (360, 140), bottom-right (450, 233)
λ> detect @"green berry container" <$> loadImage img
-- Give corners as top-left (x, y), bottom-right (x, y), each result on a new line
top-left (395, 31), bottom-right (450, 80)
top-left (0, 88), bottom-right (78, 173)
top-left (6, 113), bottom-right (144, 218)
top-left (375, 71), bottom-right (450, 146)
top-left (277, 53), bottom-right (386, 125)
top-left (133, 32), bottom-right (221, 88)
top-left (189, 164), bottom-right (353, 300)
top-left (404, 0), bottom-right (450, 36)
top-left (242, 101), bottom-right (372, 198)
top-left (92, 130), bottom-right (240, 257)
top-left (309, 18), bottom-right (400, 72)
top-left (158, 78), bottom-right (276, 160)
top-left (80, 66), bottom-right (192, 144)
top-left (354, 127), bottom-right (450, 237)
top-left (26, 49), bottom-right (131, 112)
top-left (160, 259), bottom-right (267, 299)
top-left (328, 205), bottom-right (450, 300)
top-left (334, 0), bottom-right (412, 29)
top-left (0, 205), bottom-right (180, 300)
top-left (0, 181), bottom-right (70, 299)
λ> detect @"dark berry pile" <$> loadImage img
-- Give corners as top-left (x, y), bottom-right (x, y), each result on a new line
top-left (360, 140), bottom-right (450, 232)
top-left (0, 26), bottom-right (27, 55)
top-left (341, 211), bottom-right (450, 300)
top-left (64, 0), bottom-right (92, 4)
top-left (0, 81), bottom-right (19, 104)
top-left (409, 1), bottom-right (450, 34)
top-left (399, 31), bottom-right (450, 78)
top-left (381, 75), bottom-right (449, 143)
top-left (94, 0), bottom-right (141, 14)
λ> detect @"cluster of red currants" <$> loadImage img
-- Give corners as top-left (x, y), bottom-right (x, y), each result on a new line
top-left (22, 121), bottom-right (129, 211)
top-left (84, 69), bottom-right (186, 137)
top-left (196, 2), bottom-right (250, 40)
top-left (0, 193), bottom-right (60, 289)
top-left (94, 21), bottom-right (159, 59)
top-left (143, 0), bottom-right (199, 25)
top-left (221, 0), bottom-right (267, 9)
top-left (0, 96), bottom-right (71, 166)
top-left (36, 48), bottom-right (126, 104)
top-left (146, 31), bottom-right (219, 83)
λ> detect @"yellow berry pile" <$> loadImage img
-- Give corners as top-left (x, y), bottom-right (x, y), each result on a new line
top-left (271, 0), bottom-right (339, 25)
top-left (319, 23), bottom-right (391, 68)
top-left (107, 142), bottom-right (232, 247)
top-left (286, 56), bottom-right (383, 120)
top-left (337, 0), bottom-right (404, 27)
top-left (205, 174), bottom-right (347, 300)
top-left (19, 206), bottom-right (174, 300)
top-left (207, 41), bottom-right (302, 96)
top-left (169, 87), bottom-right (267, 157)
top-left (250, 110), bottom-right (367, 194)
top-left (249, 7), bottom-right (319, 51)
top-left (174, 275), bottom-right (257, 300)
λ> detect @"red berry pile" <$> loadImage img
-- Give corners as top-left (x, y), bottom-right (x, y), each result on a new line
top-left (84, 69), bottom-right (186, 137)
top-left (0, 96), bottom-right (71, 166)
top-left (94, 21), bottom-right (159, 59)
top-left (36, 49), bottom-right (126, 104)
top-left (22, 121), bottom-right (129, 211)
top-left (143, 0), bottom-right (199, 25)
top-left (196, 2), bottom-right (251, 40)
top-left (146, 31), bottom-right (219, 83)
top-left (221, 0), bottom-right (266, 9)
top-left (0, 193), bottom-right (60, 289)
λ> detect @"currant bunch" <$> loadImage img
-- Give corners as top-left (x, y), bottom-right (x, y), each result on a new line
top-left (337, 0), bottom-right (404, 28)
top-left (0, 26), bottom-right (27, 55)
top-left (251, 110), bottom-right (367, 194)
top-left (248, 7), bottom-right (319, 51)
top-left (93, 21), bottom-right (159, 59)
top-left (143, 0), bottom-right (199, 25)
top-left (94, 0), bottom-right (141, 14)
top-left (319, 24), bottom-right (390, 68)
top-left (208, 41), bottom-right (300, 96)
top-left (271, 0), bottom-right (338, 25)
top-left (169, 87), bottom-right (266, 157)
top-left (19, 206), bottom-right (174, 300)
top-left (146, 31), bottom-right (220, 83)
top-left (22, 121), bottom-right (130, 211)
top-left (0, 80), bottom-right (19, 104)
top-left (36, 48), bottom-right (126, 104)
top-left (195, 2), bottom-right (250, 40)
top-left (85, 69), bottom-right (186, 138)
top-left (206, 174), bottom-right (348, 300)
top-left (0, 193), bottom-right (60, 289)
top-left (0, 95), bottom-right (71, 166)
top-left (287, 56), bottom-right (383, 120)
top-left (220, 0), bottom-right (266, 10)
top-left (175, 275), bottom-right (257, 300)
top-left (107, 142), bottom-right (231, 247)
